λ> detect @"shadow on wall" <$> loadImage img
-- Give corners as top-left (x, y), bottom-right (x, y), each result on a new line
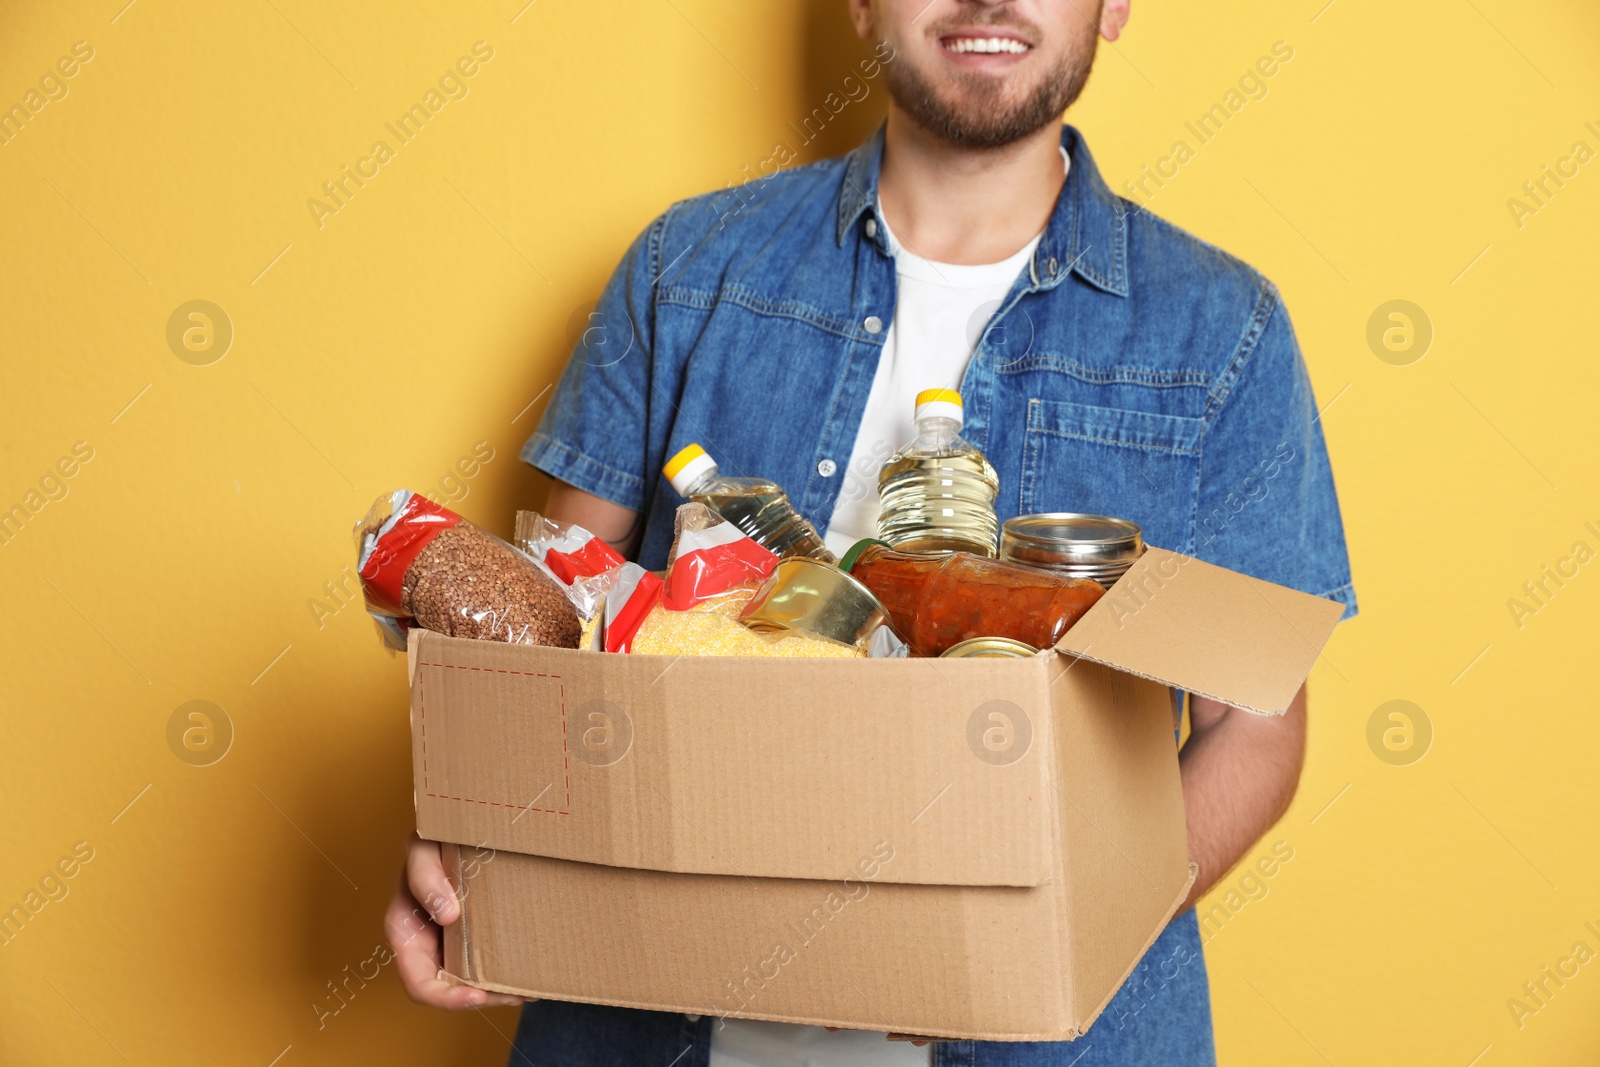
top-left (798, 4), bottom-right (889, 164)
top-left (504, 6), bottom-right (891, 522)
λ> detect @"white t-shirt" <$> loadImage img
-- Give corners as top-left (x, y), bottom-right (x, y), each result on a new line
top-left (709, 1021), bottom-right (932, 1067)
top-left (711, 154), bottom-right (1064, 1067)
top-left (821, 152), bottom-right (1064, 559)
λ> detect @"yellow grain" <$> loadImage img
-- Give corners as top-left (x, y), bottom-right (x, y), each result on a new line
top-left (631, 604), bottom-right (861, 658)
top-left (579, 610), bottom-right (603, 650)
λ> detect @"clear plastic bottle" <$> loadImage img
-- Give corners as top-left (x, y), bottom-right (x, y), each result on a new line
top-left (875, 389), bottom-right (999, 557)
top-left (663, 443), bottom-right (837, 563)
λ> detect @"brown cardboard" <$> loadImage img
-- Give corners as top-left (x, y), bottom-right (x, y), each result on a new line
top-left (430, 648), bottom-right (1193, 1040)
top-left (1055, 546), bottom-right (1345, 715)
top-left (410, 641), bottom-right (1057, 887)
top-left (408, 555), bottom-right (1341, 1040)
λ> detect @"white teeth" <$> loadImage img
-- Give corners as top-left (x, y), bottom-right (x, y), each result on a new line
top-left (945, 36), bottom-right (1029, 54)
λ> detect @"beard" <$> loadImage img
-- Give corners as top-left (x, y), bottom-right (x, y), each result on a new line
top-left (882, 39), bottom-right (1098, 149)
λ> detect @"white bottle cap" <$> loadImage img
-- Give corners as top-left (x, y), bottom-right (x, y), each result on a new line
top-left (664, 443), bottom-right (718, 495)
top-left (914, 388), bottom-right (964, 428)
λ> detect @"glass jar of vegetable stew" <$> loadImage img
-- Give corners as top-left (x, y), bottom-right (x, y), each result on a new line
top-left (839, 539), bottom-right (1106, 658)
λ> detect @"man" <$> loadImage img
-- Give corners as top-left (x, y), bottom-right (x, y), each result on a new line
top-left (385, 0), bottom-right (1357, 1063)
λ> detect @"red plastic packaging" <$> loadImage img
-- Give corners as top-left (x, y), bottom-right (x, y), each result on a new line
top-left (355, 490), bottom-right (580, 650)
top-left (661, 515), bottom-right (779, 612)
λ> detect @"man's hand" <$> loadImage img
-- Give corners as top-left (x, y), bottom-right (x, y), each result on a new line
top-left (384, 833), bottom-right (525, 1010)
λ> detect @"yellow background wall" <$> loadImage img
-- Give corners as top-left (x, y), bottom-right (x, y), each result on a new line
top-left (2, 1), bottom-right (1596, 1063)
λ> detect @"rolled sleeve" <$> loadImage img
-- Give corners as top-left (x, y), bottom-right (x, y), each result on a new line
top-left (521, 213), bottom-right (665, 513)
top-left (1194, 289), bottom-right (1358, 620)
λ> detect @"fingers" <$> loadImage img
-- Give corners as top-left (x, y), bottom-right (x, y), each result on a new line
top-left (386, 873), bottom-right (459, 1008)
top-left (827, 1027), bottom-right (925, 1046)
top-left (481, 992), bottom-right (529, 1008)
top-left (826, 1027), bottom-right (925, 1046)
top-left (391, 924), bottom-right (523, 1010)
top-left (385, 856), bottom-right (525, 1010)
top-left (404, 833), bottom-right (459, 925)
top-left (393, 936), bottom-right (496, 1009)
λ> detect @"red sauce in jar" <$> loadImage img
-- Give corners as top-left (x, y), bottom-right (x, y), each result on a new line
top-left (845, 543), bottom-right (1105, 658)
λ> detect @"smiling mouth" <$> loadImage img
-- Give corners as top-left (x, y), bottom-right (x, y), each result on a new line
top-left (941, 36), bottom-right (1032, 55)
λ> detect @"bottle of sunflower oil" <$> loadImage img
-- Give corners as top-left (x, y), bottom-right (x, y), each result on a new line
top-left (875, 388), bottom-right (999, 557)
top-left (663, 444), bottom-right (836, 563)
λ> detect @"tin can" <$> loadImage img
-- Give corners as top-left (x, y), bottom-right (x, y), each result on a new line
top-left (740, 558), bottom-right (894, 650)
top-left (940, 636), bottom-right (1040, 658)
top-left (1000, 513), bottom-right (1145, 588)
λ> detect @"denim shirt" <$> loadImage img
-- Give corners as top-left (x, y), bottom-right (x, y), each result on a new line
top-left (525, 125), bottom-right (1357, 619)
top-left (516, 125), bottom-right (1356, 1067)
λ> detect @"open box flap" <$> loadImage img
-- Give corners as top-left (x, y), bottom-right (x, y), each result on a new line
top-left (410, 630), bottom-right (1057, 888)
top-left (1053, 547), bottom-right (1345, 715)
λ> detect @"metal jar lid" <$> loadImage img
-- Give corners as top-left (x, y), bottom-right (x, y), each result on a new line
top-left (1000, 513), bottom-right (1144, 568)
top-left (940, 636), bottom-right (1040, 658)
top-left (740, 558), bottom-right (892, 650)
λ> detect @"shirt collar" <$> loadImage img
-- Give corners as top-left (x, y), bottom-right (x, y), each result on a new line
top-left (835, 123), bottom-right (1129, 298)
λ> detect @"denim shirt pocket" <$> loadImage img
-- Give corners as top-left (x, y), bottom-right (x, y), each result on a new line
top-left (1019, 398), bottom-right (1207, 552)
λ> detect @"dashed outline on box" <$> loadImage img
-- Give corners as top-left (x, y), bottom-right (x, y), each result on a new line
top-left (418, 661), bottom-right (571, 816)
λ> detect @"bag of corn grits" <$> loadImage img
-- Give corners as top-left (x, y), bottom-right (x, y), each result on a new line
top-left (616, 506), bottom-right (859, 659)
top-left (602, 563), bottom-right (663, 654)
top-left (661, 504), bottom-right (779, 612)
top-left (601, 505), bottom-right (780, 655)
top-left (355, 490), bottom-right (580, 651)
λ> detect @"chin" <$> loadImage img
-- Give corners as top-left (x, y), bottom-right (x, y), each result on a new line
top-left (934, 81), bottom-right (1030, 120)
top-left (886, 37), bottom-right (1088, 148)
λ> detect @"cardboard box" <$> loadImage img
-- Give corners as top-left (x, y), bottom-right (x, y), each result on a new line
top-left (408, 547), bottom-right (1342, 1041)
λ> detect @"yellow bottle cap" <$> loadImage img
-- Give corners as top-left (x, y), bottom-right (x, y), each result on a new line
top-left (663, 443), bottom-right (707, 480)
top-left (915, 388), bottom-right (963, 409)
top-left (663, 443), bottom-right (718, 495)
top-left (913, 389), bottom-right (965, 427)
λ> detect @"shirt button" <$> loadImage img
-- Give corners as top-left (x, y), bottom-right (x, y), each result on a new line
top-left (864, 218), bottom-right (878, 238)
top-left (817, 458), bottom-right (837, 477)
top-left (1048, 257), bottom-right (1060, 275)
top-left (863, 315), bottom-right (883, 334)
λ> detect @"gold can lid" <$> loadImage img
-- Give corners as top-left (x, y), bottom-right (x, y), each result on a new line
top-left (940, 636), bottom-right (1041, 658)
